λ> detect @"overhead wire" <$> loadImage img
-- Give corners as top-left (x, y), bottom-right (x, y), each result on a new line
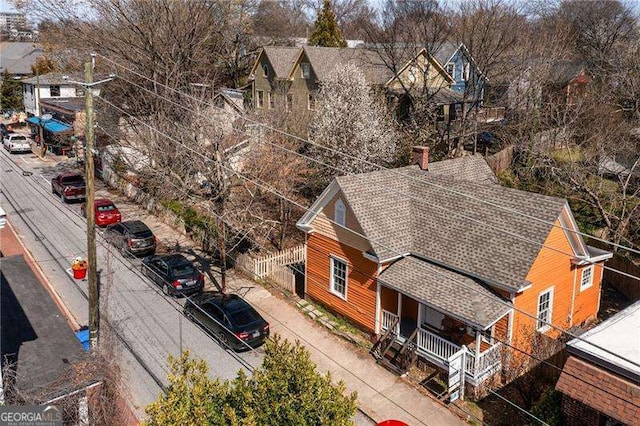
top-left (101, 64), bottom-right (640, 288)
top-left (96, 52), bottom-right (640, 258)
top-left (95, 92), bottom-right (640, 370)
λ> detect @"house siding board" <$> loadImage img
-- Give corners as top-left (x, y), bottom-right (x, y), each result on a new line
top-left (306, 232), bottom-right (378, 332)
top-left (380, 286), bottom-right (397, 313)
top-left (572, 263), bottom-right (603, 326)
top-left (494, 314), bottom-right (509, 341)
top-left (513, 220), bottom-right (601, 352)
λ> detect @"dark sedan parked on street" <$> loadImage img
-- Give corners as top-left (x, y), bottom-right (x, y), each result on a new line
top-left (104, 220), bottom-right (156, 256)
top-left (141, 254), bottom-right (204, 296)
top-left (184, 292), bottom-right (270, 351)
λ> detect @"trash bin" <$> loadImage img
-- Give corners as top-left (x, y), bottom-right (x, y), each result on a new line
top-left (75, 326), bottom-right (90, 351)
top-left (72, 257), bottom-right (88, 279)
top-left (377, 421), bottom-right (409, 426)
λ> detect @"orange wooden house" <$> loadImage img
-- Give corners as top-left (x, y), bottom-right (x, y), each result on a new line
top-left (296, 147), bottom-right (612, 387)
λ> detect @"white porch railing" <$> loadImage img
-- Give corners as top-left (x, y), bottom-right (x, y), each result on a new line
top-left (466, 342), bottom-right (503, 381)
top-left (381, 309), bottom-right (399, 335)
top-left (417, 327), bottom-right (461, 361)
top-left (380, 311), bottom-right (501, 384)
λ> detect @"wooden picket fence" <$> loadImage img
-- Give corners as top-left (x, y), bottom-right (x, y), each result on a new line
top-left (234, 244), bottom-right (305, 293)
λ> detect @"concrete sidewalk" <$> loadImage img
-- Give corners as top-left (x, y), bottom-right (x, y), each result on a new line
top-left (95, 184), bottom-right (465, 426)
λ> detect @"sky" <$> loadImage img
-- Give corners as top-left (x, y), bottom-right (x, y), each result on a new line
top-left (0, 0), bottom-right (17, 13)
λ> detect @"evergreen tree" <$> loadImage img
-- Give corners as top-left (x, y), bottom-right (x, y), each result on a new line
top-left (145, 336), bottom-right (358, 425)
top-left (0, 70), bottom-right (23, 112)
top-left (308, 0), bottom-right (347, 47)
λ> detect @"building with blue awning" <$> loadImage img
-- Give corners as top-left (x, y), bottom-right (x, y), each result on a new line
top-left (26, 116), bottom-right (73, 133)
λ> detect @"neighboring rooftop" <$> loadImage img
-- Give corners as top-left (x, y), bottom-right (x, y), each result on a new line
top-left (0, 41), bottom-right (42, 75)
top-left (20, 71), bottom-right (83, 86)
top-left (567, 300), bottom-right (640, 380)
top-left (40, 97), bottom-right (85, 111)
top-left (259, 46), bottom-right (300, 79)
top-left (421, 155), bottom-right (498, 184)
top-left (0, 254), bottom-right (82, 396)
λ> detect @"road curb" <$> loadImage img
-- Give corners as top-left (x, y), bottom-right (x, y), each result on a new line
top-left (7, 221), bottom-right (82, 331)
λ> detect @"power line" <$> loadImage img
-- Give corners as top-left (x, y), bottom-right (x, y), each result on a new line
top-left (96, 52), bottom-right (640, 258)
top-left (95, 93), bottom-right (640, 370)
top-left (102, 65), bottom-right (640, 288)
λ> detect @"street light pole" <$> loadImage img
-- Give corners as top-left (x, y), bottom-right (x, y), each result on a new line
top-left (84, 59), bottom-right (99, 349)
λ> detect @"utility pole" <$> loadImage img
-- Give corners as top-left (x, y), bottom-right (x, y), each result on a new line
top-left (65, 58), bottom-right (114, 349)
top-left (85, 59), bottom-right (99, 349)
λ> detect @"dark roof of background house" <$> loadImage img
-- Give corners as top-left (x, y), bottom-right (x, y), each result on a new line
top-left (550, 60), bottom-right (589, 87)
top-left (20, 71), bottom-right (97, 86)
top-left (379, 256), bottom-right (511, 328)
top-left (0, 42), bottom-right (43, 75)
top-left (0, 254), bottom-right (82, 396)
top-left (40, 97), bottom-right (85, 112)
top-left (261, 46), bottom-right (300, 79)
top-left (433, 42), bottom-right (459, 66)
top-left (335, 165), bottom-right (568, 291)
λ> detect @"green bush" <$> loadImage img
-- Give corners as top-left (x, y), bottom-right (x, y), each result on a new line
top-left (531, 389), bottom-right (562, 426)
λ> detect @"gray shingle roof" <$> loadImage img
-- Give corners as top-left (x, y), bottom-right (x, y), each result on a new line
top-left (20, 72), bottom-right (82, 85)
top-left (0, 42), bottom-right (43, 75)
top-left (433, 42), bottom-right (459, 66)
top-left (336, 166), bottom-right (567, 291)
top-left (379, 256), bottom-right (511, 328)
top-left (302, 46), bottom-right (395, 85)
top-left (262, 46), bottom-right (300, 79)
top-left (422, 155), bottom-right (498, 184)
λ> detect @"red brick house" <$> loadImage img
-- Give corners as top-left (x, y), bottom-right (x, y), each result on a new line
top-left (556, 301), bottom-right (640, 425)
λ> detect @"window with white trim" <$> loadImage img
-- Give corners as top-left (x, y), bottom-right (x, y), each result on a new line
top-left (256, 90), bottom-right (264, 108)
top-left (580, 265), bottom-right (594, 291)
top-left (446, 63), bottom-right (455, 79)
top-left (334, 199), bottom-right (346, 226)
top-left (330, 257), bottom-right (347, 299)
top-left (268, 92), bottom-right (274, 110)
top-left (301, 63), bottom-right (311, 79)
top-left (262, 64), bottom-right (268, 77)
top-left (537, 288), bottom-right (554, 332)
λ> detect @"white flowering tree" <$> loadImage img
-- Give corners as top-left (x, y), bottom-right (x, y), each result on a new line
top-left (309, 63), bottom-right (398, 189)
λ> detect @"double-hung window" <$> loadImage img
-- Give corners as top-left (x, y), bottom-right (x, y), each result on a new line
top-left (330, 257), bottom-right (347, 299)
top-left (334, 199), bottom-right (345, 226)
top-left (256, 90), bottom-right (264, 108)
top-left (301, 63), bottom-right (311, 79)
top-left (537, 288), bottom-right (554, 332)
top-left (50, 85), bottom-right (61, 97)
top-left (580, 265), bottom-right (594, 291)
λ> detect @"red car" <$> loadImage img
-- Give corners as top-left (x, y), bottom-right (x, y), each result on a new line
top-left (81, 198), bottom-right (122, 227)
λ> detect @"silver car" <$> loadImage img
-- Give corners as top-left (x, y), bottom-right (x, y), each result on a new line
top-left (3, 133), bottom-right (31, 154)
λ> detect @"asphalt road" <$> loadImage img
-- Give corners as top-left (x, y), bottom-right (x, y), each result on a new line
top-left (0, 150), bottom-right (264, 415)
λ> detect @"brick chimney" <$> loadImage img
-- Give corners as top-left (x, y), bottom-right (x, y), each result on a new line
top-left (412, 146), bottom-right (429, 170)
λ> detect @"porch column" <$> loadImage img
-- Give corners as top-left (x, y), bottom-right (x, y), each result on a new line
top-left (474, 330), bottom-right (481, 378)
top-left (374, 275), bottom-right (381, 334)
top-left (396, 292), bottom-right (402, 334)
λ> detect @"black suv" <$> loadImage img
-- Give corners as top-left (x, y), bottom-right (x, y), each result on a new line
top-left (184, 292), bottom-right (270, 351)
top-left (104, 220), bottom-right (156, 256)
top-left (142, 254), bottom-right (204, 296)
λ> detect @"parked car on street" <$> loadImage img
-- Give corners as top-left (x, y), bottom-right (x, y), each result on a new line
top-left (104, 220), bottom-right (156, 256)
top-left (184, 292), bottom-right (270, 351)
top-left (81, 198), bottom-right (122, 227)
top-left (3, 133), bottom-right (31, 154)
top-left (51, 172), bottom-right (86, 203)
top-left (141, 254), bottom-right (204, 296)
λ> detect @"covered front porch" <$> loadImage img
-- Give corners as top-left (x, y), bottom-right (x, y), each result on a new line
top-left (377, 257), bottom-right (512, 385)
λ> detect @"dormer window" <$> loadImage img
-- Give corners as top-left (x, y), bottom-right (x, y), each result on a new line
top-left (301, 63), bottom-right (310, 79)
top-left (262, 64), bottom-right (268, 77)
top-left (335, 199), bottom-right (346, 226)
